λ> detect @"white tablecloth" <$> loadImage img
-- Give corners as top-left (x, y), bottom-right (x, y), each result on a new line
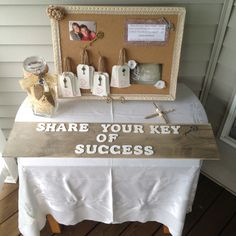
top-left (16, 84), bottom-right (208, 236)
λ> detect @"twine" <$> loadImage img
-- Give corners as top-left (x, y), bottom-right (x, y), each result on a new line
top-left (80, 49), bottom-right (89, 65)
top-left (63, 57), bottom-right (72, 72)
top-left (118, 48), bottom-right (127, 65)
top-left (19, 73), bottom-right (57, 92)
top-left (98, 56), bottom-right (106, 72)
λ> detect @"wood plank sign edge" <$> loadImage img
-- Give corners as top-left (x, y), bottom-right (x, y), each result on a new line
top-left (3, 122), bottom-right (220, 160)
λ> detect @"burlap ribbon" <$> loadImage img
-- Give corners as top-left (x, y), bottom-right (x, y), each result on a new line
top-left (19, 73), bottom-right (57, 93)
top-left (19, 72), bottom-right (58, 115)
top-left (63, 57), bottom-right (72, 72)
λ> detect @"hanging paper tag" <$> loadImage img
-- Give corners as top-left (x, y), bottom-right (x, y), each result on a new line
top-left (77, 64), bottom-right (94, 89)
top-left (92, 72), bottom-right (110, 97)
top-left (118, 65), bottom-right (130, 88)
top-left (111, 65), bottom-right (130, 88)
top-left (69, 72), bottom-right (81, 96)
top-left (33, 84), bottom-right (44, 100)
top-left (59, 72), bottom-right (81, 97)
top-left (111, 66), bottom-right (119, 87)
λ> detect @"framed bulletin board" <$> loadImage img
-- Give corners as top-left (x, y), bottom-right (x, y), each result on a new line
top-left (49, 5), bottom-right (186, 101)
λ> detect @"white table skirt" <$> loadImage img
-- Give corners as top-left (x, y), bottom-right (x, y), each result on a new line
top-left (16, 84), bottom-right (208, 236)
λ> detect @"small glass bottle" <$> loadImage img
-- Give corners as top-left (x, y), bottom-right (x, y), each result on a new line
top-left (23, 56), bottom-right (58, 117)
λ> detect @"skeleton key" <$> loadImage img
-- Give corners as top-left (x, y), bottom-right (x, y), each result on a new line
top-left (184, 126), bottom-right (198, 136)
top-left (81, 66), bottom-right (86, 75)
top-left (122, 68), bottom-right (126, 76)
top-left (85, 31), bottom-right (105, 49)
top-left (63, 77), bottom-right (67, 88)
top-left (98, 76), bottom-right (102, 86)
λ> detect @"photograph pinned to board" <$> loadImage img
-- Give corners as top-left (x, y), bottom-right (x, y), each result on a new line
top-left (69, 21), bottom-right (96, 41)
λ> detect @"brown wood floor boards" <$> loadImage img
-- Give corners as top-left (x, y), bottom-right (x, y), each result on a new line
top-left (186, 190), bottom-right (236, 236)
top-left (0, 212), bottom-right (19, 236)
top-left (119, 222), bottom-right (162, 236)
top-left (219, 212), bottom-right (236, 236)
top-left (0, 183), bottom-right (18, 201)
top-left (57, 221), bottom-right (99, 236)
top-left (0, 188), bottom-right (18, 224)
top-left (182, 175), bottom-right (224, 235)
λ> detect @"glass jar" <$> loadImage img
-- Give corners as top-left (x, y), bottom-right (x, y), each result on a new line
top-left (23, 56), bottom-right (58, 117)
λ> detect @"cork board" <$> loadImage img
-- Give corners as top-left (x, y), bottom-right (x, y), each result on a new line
top-left (50, 6), bottom-right (186, 100)
top-left (3, 122), bottom-right (219, 160)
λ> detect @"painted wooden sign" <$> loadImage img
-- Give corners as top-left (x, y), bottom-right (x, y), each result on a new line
top-left (3, 122), bottom-right (219, 160)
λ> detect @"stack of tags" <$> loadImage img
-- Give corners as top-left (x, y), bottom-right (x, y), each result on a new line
top-left (92, 72), bottom-right (110, 96)
top-left (92, 56), bottom-right (110, 97)
top-left (111, 48), bottom-right (130, 88)
top-left (77, 49), bottom-right (95, 90)
top-left (59, 72), bottom-right (81, 97)
top-left (58, 57), bottom-right (81, 97)
top-left (77, 64), bottom-right (95, 89)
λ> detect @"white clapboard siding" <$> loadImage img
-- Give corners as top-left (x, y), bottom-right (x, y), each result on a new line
top-left (0, 45), bottom-right (53, 62)
top-left (0, 0), bottom-right (224, 138)
top-left (178, 76), bottom-right (203, 95)
top-left (179, 62), bottom-right (208, 77)
top-left (0, 106), bottom-right (19, 117)
top-left (0, 27), bottom-right (52, 45)
top-left (1, 129), bottom-right (11, 139)
top-left (0, 78), bottom-right (22, 92)
top-left (205, 3), bottom-right (236, 132)
top-left (181, 45), bottom-right (212, 62)
top-left (0, 118), bottom-right (15, 129)
top-left (0, 62), bottom-right (55, 77)
top-left (0, 93), bottom-right (26, 106)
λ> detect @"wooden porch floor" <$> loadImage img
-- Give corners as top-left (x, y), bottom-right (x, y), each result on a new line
top-left (0, 174), bottom-right (236, 236)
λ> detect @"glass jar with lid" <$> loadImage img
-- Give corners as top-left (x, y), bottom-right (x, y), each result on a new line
top-left (21, 56), bottom-right (58, 117)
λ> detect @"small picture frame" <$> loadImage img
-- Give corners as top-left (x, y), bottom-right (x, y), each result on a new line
top-left (220, 94), bottom-right (236, 148)
top-left (69, 21), bottom-right (96, 41)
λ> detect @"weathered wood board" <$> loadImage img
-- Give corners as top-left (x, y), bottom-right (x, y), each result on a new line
top-left (3, 122), bottom-right (219, 160)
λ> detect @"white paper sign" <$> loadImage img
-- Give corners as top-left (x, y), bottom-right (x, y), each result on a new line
top-left (127, 24), bottom-right (166, 42)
